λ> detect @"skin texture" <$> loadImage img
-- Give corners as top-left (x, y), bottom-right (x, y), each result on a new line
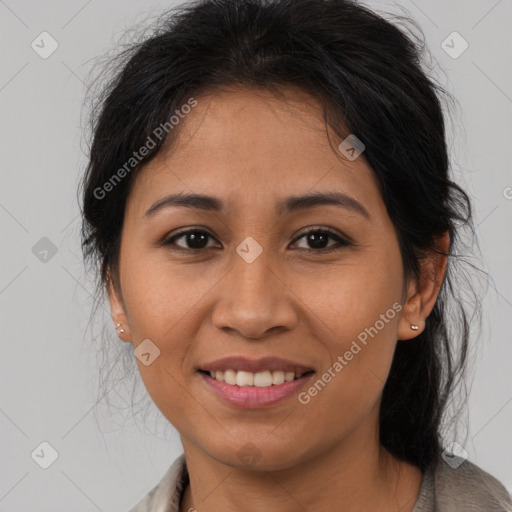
top-left (108, 87), bottom-right (449, 512)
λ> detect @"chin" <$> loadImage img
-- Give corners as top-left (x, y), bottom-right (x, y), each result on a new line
top-left (202, 436), bottom-right (310, 472)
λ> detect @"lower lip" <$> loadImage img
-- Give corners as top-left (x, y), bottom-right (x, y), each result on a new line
top-left (199, 372), bottom-right (314, 408)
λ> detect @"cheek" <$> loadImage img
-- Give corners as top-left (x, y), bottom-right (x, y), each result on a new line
top-left (294, 313), bottom-right (400, 446)
top-left (120, 248), bottom-right (208, 338)
top-left (118, 254), bottom-right (201, 411)
top-left (303, 240), bottom-right (403, 342)
top-left (298, 245), bottom-right (403, 412)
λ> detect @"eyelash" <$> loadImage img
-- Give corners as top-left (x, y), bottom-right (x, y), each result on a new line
top-left (161, 227), bottom-right (353, 254)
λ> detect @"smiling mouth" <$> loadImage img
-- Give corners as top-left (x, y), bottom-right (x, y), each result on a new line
top-left (198, 369), bottom-right (315, 387)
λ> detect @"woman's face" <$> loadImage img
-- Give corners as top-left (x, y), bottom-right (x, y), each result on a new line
top-left (109, 87), bottom-right (416, 470)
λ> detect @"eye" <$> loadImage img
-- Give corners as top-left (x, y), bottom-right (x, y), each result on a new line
top-left (291, 228), bottom-right (352, 253)
top-left (162, 229), bottom-right (219, 251)
top-left (161, 227), bottom-right (352, 253)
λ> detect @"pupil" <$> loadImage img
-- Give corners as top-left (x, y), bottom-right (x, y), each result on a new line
top-left (188, 231), bottom-right (208, 248)
top-left (308, 232), bottom-right (328, 249)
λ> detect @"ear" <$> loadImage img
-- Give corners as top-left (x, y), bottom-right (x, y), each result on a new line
top-left (397, 232), bottom-right (450, 340)
top-left (106, 267), bottom-right (131, 343)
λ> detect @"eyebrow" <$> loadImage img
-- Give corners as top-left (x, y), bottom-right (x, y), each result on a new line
top-left (143, 191), bottom-right (370, 219)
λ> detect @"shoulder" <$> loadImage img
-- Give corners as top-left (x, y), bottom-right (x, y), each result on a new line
top-left (127, 453), bottom-right (188, 512)
top-left (433, 456), bottom-right (512, 511)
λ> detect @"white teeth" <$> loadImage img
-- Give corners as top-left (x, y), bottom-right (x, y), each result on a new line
top-left (206, 369), bottom-right (308, 387)
top-left (224, 369), bottom-right (237, 385)
top-left (272, 370), bottom-right (285, 385)
top-left (254, 371), bottom-right (273, 387)
top-left (236, 371), bottom-right (254, 387)
top-left (284, 371), bottom-right (295, 382)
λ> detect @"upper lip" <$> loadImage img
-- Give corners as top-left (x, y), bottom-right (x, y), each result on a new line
top-left (199, 356), bottom-right (314, 374)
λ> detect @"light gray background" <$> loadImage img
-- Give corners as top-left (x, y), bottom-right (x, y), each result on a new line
top-left (0, 0), bottom-right (511, 510)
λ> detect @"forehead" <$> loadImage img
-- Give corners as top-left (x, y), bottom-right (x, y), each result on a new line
top-left (127, 87), bottom-right (383, 219)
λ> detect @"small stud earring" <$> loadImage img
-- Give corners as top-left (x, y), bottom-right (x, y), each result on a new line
top-left (410, 324), bottom-right (419, 331)
top-left (115, 323), bottom-right (125, 335)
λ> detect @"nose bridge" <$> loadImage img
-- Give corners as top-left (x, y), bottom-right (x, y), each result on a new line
top-left (231, 238), bottom-right (277, 310)
top-left (211, 237), bottom-right (296, 338)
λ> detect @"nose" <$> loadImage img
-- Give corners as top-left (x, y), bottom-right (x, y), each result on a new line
top-left (211, 249), bottom-right (298, 340)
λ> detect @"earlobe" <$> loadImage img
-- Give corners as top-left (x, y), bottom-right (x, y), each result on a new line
top-left (397, 283), bottom-right (423, 340)
top-left (106, 269), bottom-right (131, 342)
top-left (397, 232), bottom-right (450, 341)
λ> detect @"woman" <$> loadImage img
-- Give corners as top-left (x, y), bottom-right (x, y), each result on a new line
top-left (80, 0), bottom-right (512, 510)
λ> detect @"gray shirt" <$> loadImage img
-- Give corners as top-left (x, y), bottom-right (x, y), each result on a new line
top-left (128, 453), bottom-right (512, 511)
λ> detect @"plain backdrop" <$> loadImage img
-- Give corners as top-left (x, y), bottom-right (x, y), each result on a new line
top-left (0, 0), bottom-right (511, 510)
